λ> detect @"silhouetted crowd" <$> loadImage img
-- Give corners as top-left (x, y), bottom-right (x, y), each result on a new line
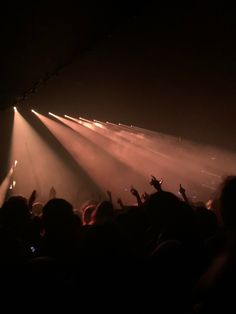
top-left (1, 175), bottom-right (236, 313)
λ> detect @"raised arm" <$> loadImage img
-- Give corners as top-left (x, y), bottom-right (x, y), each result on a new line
top-left (179, 184), bottom-right (189, 204)
top-left (130, 186), bottom-right (142, 207)
top-left (150, 175), bottom-right (163, 192)
top-left (106, 190), bottom-right (113, 204)
top-left (28, 190), bottom-right (37, 211)
top-left (117, 197), bottom-right (125, 210)
top-left (49, 186), bottom-right (56, 200)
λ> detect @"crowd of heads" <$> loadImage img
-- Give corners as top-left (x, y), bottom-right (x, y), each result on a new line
top-left (1, 174), bottom-right (236, 312)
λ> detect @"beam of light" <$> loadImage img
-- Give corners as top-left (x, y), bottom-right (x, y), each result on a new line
top-left (34, 112), bottom-right (146, 204)
top-left (79, 117), bottom-right (91, 123)
top-left (24, 111), bottom-right (236, 204)
top-left (93, 119), bottom-right (108, 127)
top-left (64, 115), bottom-right (82, 124)
top-left (48, 112), bottom-right (57, 117)
top-left (64, 114), bottom-right (78, 121)
top-left (60, 114), bottom-right (236, 202)
top-left (93, 122), bottom-right (103, 128)
top-left (49, 114), bottom-right (183, 199)
top-left (9, 110), bottom-right (86, 206)
top-left (118, 123), bottom-right (132, 128)
top-left (94, 119), bottom-right (105, 124)
top-left (106, 121), bottom-right (116, 126)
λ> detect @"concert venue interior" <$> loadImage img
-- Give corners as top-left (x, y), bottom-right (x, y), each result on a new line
top-left (0, 2), bottom-right (236, 311)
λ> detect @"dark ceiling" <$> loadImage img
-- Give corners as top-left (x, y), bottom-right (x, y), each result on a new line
top-left (1, 2), bottom-right (236, 144)
top-left (0, 1), bottom-right (150, 110)
top-left (0, 0), bottom-right (236, 112)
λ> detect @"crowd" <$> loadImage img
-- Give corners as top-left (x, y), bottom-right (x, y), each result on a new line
top-left (0, 173), bottom-right (236, 313)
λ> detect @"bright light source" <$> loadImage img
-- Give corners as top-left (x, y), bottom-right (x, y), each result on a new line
top-left (64, 114), bottom-right (78, 121)
top-left (48, 112), bottom-right (57, 118)
top-left (79, 117), bottom-right (89, 122)
top-left (13, 180), bottom-right (16, 187)
top-left (14, 106), bottom-right (17, 112)
top-left (93, 122), bottom-right (103, 128)
top-left (9, 185), bottom-right (13, 190)
top-left (14, 160), bottom-right (18, 167)
top-left (31, 109), bottom-right (38, 115)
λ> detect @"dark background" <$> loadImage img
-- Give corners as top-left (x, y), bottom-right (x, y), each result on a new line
top-left (1, 2), bottom-right (236, 182)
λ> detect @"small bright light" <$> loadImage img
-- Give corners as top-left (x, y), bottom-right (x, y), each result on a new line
top-left (48, 112), bottom-right (57, 118)
top-left (94, 122), bottom-right (103, 128)
top-left (13, 180), bottom-right (16, 187)
top-left (31, 109), bottom-right (37, 114)
top-left (64, 114), bottom-right (76, 120)
top-left (14, 106), bottom-right (17, 112)
top-left (9, 185), bottom-right (13, 190)
top-left (14, 160), bottom-right (18, 167)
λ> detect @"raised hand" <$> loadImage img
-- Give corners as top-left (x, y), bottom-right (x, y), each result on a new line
top-left (117, 197), bottom-right (125, 209)
top-left (106, 190), bottom-right (112, 201)
top-left (150, 175), bottom-right (163, 191)
top-left (179, 184), bottom-right (186, 195)
top-left (130, 186), bottom-right (139, 197)
top-left (179, 184), bottom-right (189, 203)
top-left (28, 190), bottom-right (37, 209)
top-left (142, 192), bottom-right (150, 201)
top-left (130, 186), bottom-right (142, 206)
top-left (49, 186), bottom-right (56, 200)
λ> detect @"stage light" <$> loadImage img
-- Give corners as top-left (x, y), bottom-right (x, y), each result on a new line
top-left (64, 114), bottom-right (78, 121)
top-left (106, 121), bottom-right (117, 126)
top-left (14, 106), bottom-right (17, 112)
top-left (94, 119), bottom-right (105, 124)
top-left (93, 122), bottom-right (103, 128)
top-left (79, 117), bottom-right (91, 123)
top-left (119, 123), bottom-right (131, 128)
top-left (48, 112), bottom-right (58, 118)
